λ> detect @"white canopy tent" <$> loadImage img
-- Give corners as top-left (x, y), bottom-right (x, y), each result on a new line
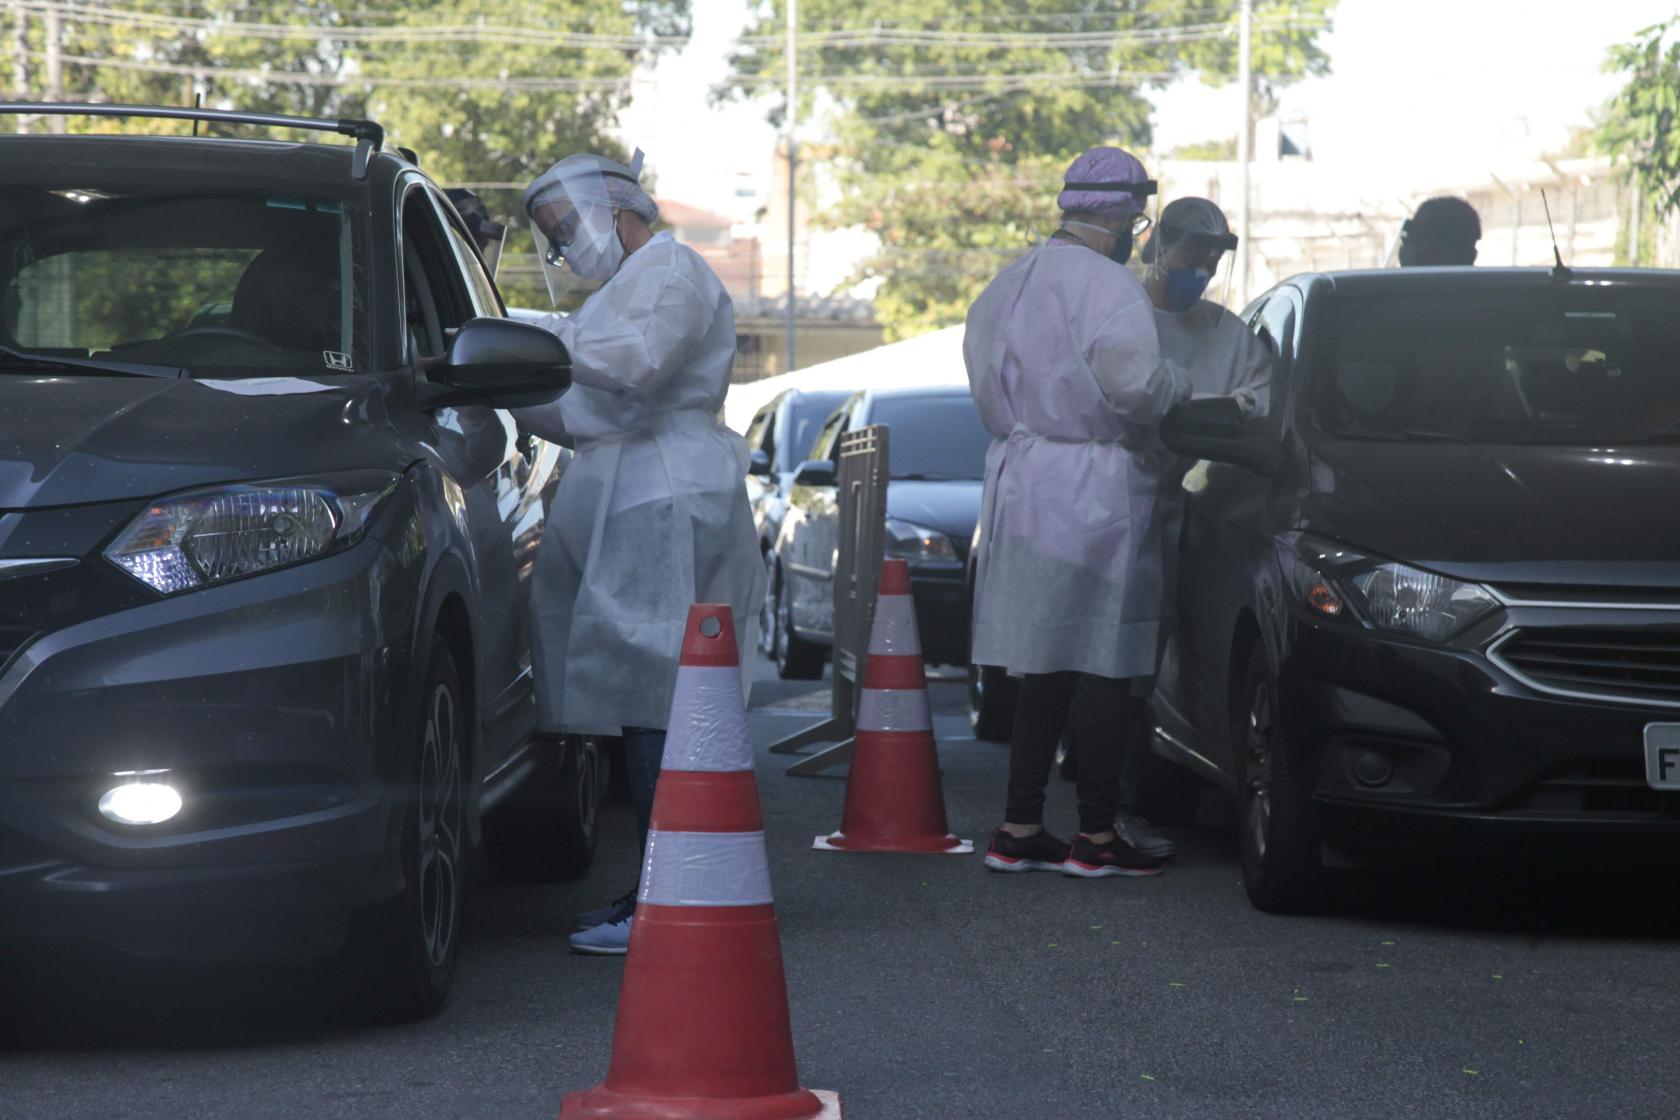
top-left (723, 325), bottom-right (968, 434)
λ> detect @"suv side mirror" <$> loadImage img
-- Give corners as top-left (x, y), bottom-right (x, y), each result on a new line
top-left (1160, 397), bottom-right (1278, 475)
top-left (419, 317), bottom-right (571, 409)
top-left (792, 459), bottom-right (837, 488)
top-left (748, 450), bottom-right (772, 477)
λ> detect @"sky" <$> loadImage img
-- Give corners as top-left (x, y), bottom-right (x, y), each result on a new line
top-left (623, 0), bottom-right (1680, 217)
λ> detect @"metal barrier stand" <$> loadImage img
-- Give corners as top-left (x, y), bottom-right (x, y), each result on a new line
top-left (767, 425), bottom-right (889, 776)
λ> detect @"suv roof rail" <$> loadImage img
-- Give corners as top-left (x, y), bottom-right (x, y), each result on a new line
top-left (0, 102), bottom-right (386, 180)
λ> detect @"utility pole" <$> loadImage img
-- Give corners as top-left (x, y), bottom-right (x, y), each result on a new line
top-left (10, 1), bottom-right (30, 133)
top-left (45, 0), bottom-right (64, 134)
top-left (1235, 0), bottom-right (1253, 307)
top-left (784, 0), bottom-right (798, 375)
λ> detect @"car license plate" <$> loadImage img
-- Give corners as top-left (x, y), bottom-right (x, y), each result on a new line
top-left (1645, 724), bottom-right (1680, 790)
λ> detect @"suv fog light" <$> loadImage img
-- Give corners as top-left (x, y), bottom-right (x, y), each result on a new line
top-left (99, 782), bottom-right (183, 826)
top-left (1352, 750), bottom-right (1396, 789)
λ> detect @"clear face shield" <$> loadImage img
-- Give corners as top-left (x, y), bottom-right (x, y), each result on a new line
top-left (524, 159), bottom-right (624, 303)
top-left (1147, 228), bottom-right (1240, 311)
top-left (477, 222), bottom-right (508, 281)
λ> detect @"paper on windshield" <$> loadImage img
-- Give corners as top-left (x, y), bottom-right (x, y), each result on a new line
top-left (196, 377), bottom-right (336, 396)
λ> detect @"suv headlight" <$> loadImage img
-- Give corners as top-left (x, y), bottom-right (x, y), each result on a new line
top-left (106, 472), bottom-right (399, 594)
top-left (885, 518), bottom-right (956, 564)
top-left (1280, 535), bottom-right (1499, 642)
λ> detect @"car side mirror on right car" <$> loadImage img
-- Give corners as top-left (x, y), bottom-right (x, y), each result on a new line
top-left (1160, 397), bottom-right (1278, 475)
top-left (419, 317), bottom-right (572, 410)
top-left (792, 459), bottom-right (837, 487)
top-left (748, 450), bottom-right (772, 477)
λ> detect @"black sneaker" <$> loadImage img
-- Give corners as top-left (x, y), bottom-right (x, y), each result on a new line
top-left (1062, 832), bottom-right (1165, 878)
top-left (573, 888), bottom-right (636, 931)
top-left (983, 827), bottom-right (1071, 873)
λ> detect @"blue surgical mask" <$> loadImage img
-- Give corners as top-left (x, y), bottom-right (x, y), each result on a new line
top-left (1162, 268), bottom-right (1211, 311)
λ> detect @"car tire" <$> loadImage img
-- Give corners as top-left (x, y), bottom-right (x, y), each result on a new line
top-left (774, 565), bottom-right (825, 681)
top-left (482, 736), bottom-right (601, 883)
top-left (758, 548), bottom-right (779, 656)
top-left (967, 663), bottom-right (1019, 742)
top-left (1234, 645), bottom-right (1323, 914)
top-left (346, 641), bottom-right (467, 1021)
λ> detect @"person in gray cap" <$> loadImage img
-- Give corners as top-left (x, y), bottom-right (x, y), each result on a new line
top-left (1082, 195), bottom-right (1273, 861)
top-left (1397, 196), bottom-right (1481, 267)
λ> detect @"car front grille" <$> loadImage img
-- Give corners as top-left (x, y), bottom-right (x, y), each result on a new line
top-left (1493, 627), bottom-right (1680, 707)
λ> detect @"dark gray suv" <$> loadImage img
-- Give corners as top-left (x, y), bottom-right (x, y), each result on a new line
top-left (0, 105), bottom-right (586, 1018)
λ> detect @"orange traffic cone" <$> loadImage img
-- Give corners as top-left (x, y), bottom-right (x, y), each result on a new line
top-left (814, 560), bottom-right (973, 854)
top-left (560, 604), bottom-right (841, 1120)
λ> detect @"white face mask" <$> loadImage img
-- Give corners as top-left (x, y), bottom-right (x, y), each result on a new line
top-left (556, 205), bottom-right (625, 282)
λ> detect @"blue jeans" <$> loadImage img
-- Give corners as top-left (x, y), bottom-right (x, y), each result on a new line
top-left (622, 727), bottom-right (667, 858)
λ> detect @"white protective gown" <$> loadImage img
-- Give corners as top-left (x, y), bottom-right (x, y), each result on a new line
top-left (1144, 297), bottom-right (1275, 688)
top-left (512, 231), bottom-right (764, 735)
top-left (966, 239), bottom-right (1192, 681)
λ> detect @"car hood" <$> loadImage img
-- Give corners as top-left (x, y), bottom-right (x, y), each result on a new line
top-left (0, 374), bottom-right (399, 508)
top-left (1302, 439), bottom-right (1680, 587)
top-left (886, 479), bottom-right (984, 545)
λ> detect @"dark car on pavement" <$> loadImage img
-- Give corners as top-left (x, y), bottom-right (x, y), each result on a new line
top-left (0, 104), bottom-right (591, 1017)
top-left (743, 387), bottom-right (852, 651)
top-left (1146, 266), bottom-right (1680, 913)
top-left (769, 385), bottom-right (989, 678)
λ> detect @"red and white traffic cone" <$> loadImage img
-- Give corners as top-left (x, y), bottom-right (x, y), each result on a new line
top-left (560, 604), bottom-right (840, 1120)
top-left (814, 559), bottom-right (972, 854)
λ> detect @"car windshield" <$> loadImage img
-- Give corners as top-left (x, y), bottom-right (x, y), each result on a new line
top-left (1314, 287), bottom-right (1680, 445)
top-left (786, 393), bottom-right (850, 463)
top-left (870, 394), bottom-right (991, 480)
top-left (0, 184), bottom-right (363, 377)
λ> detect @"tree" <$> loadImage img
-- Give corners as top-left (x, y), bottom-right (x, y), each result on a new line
top-left (1597, 17), bottom-right (1680, 266)
top-left (723, 1), bottom-right (1336, 338)
top-left (10, 2), bottom-right (688, 307)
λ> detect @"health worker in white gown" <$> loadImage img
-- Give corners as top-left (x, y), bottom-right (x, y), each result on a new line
top-left (512, 149), bottom-right (763, 955)
top-left (966, 146), bottom-right (1192, 880)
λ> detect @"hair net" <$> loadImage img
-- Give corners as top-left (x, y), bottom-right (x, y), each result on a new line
top-left (1057, 147), bottom-right (1155, 218)
top-left (524, 149), bottom-right (659, 303)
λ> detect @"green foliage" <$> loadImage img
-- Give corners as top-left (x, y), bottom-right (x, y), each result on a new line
top-left (723, 0), bottom-right (1335, 337)
top-left (1597, 18), bottom-right (1680, 265)
top-left (14, 2), bottom-right (688, 211)
top-left (1169, 136), bottom-right (1238, 160)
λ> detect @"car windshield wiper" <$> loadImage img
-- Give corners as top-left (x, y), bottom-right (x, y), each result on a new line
top-left (893, 472), bottom-right (972, 481)
top-left (0, 344), bottom-right (182, 379)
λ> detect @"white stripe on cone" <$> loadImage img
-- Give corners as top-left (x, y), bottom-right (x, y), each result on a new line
top-left (856, 687), bottom-right (932, 733)
top-left (638, 829), bottom-right (774, 907)
top-left (866, 594), bottom-right (922, 657)
top-left (660, 665), bottom-right (753, 773)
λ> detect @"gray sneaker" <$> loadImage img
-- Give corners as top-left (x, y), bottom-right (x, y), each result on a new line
top-left (1116, 814), bottom-right (1176, 859)
top-left (569, 913), bottom-right (632, 956)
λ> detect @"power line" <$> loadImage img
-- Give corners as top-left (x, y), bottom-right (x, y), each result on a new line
top-left (27, 49), bottom-right (635, 91)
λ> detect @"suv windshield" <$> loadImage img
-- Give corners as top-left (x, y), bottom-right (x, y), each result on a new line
top-left (871, 395), bottom-right (991, 480)
top-left (1, 185), bottom-right (362, 377)
top-left (1314, 287), bottom-right (1680, 445)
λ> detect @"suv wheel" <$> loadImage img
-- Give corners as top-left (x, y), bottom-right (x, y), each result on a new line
top-left (967, 663), bottom-right (1019, 742)
top-left (483, 736), bottom-right (601, 882)
top-left (1234, 645), bottom-right (1322, 914)
top-left (348, 641), bottom-right (466, 1020)
top-left (774, 565), bottom-right (825, 681)
top-left (758, 550), bottom-right (778, 656)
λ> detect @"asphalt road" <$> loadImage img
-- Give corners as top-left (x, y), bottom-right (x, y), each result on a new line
top-left (4, 658), bottom-right (1679, 1120)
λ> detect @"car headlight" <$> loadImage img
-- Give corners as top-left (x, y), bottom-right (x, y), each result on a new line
top-left (885, 518), bottom-right (956, 564)
top-left (1280, 535), bottom-right (1499, 642)
top-left (106, 472), bottom-right (399, 594)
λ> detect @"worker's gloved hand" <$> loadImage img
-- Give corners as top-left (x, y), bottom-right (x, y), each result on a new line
top-left (1232, 388), bottom-right (1259, 416)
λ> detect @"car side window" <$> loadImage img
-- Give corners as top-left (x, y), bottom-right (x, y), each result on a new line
top-left (808, 408), bottom-right (847, 463)
top-left (745, 408), bottom-right (770, 452)
top-left (428, 189), bottom-right (504, 319)
top-left (400, 185), bottom-right (474, 362)
top-left (1256, 293), bottom-right (1298, 369)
